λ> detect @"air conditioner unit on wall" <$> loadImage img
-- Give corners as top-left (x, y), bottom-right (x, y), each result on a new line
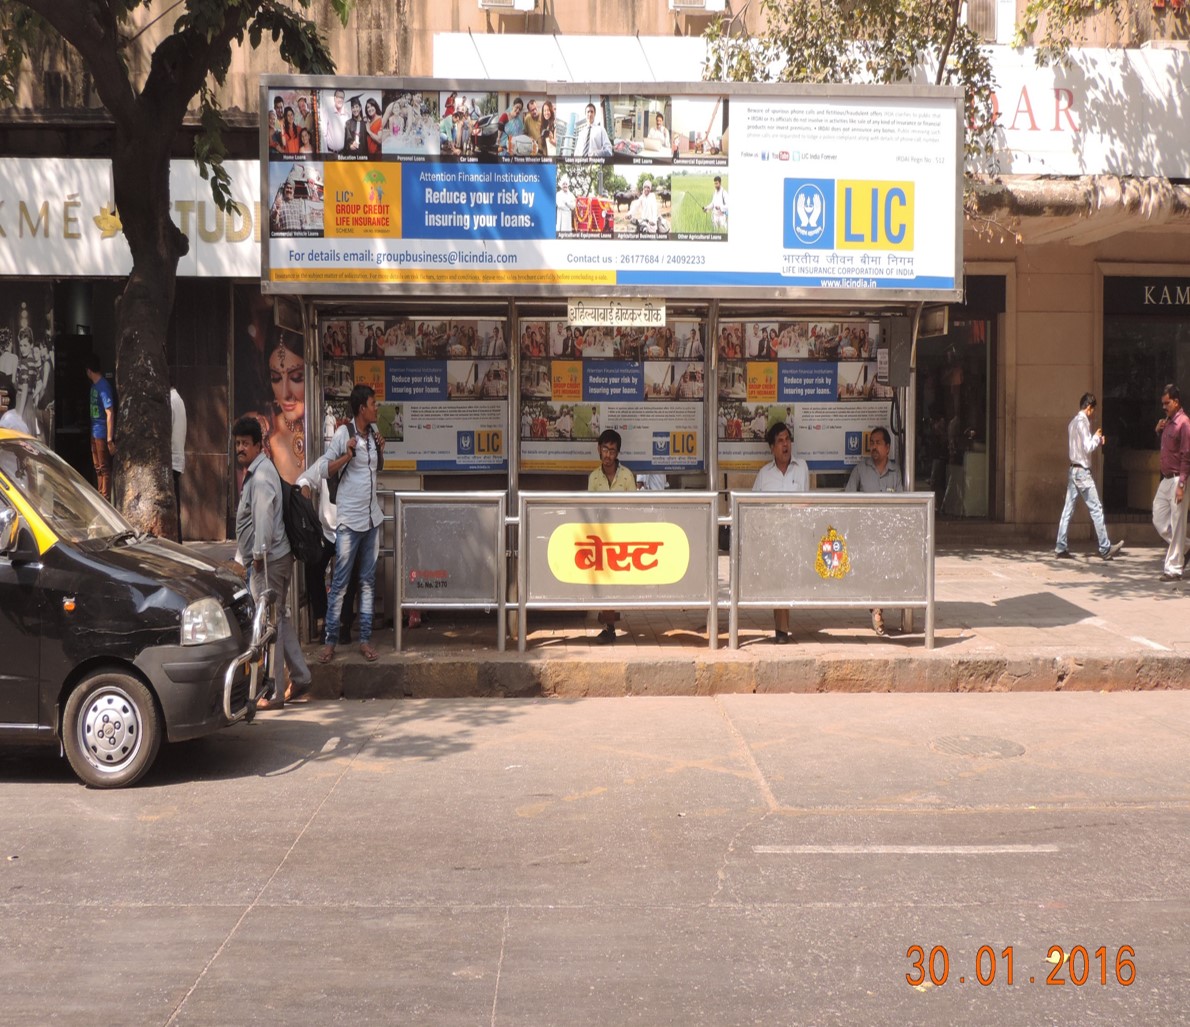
top-left (668, 0), bottom-right (727, 11)
top-left (478, 0), bottom-right (536, 11)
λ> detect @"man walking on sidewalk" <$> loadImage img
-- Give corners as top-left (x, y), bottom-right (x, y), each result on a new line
top-left (1055, 393), bottom-right (1123, 562)
top-left (1153, 383), bottom-right (1190, 581)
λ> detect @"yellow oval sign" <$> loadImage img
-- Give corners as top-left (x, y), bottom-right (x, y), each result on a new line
top-left (546, 521), bottom-right (690, 585)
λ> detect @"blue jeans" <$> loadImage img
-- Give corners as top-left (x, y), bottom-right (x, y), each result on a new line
top-left (1056, 466), bottom-right (1110, 556)
top-left (324, 524), bottom-right (380, 646)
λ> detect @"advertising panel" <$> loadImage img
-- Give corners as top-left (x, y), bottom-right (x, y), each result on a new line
top-left (715, 318), bottom-right (893, 471)
top-left (517, 318), bottom-right (705, 473)
top-left (320, 315), bottom-right (509, 472)
top-left (261, 78), bottom-right (962, 301)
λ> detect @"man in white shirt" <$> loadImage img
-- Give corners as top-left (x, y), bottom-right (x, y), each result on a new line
top-left (574, 102), bottom-right (612, 158)
top-left (1055, 392), bottom-right (1123, 561)
top-left (170, 386), bottom-right (186, 541)
top-left (752, 421), bottom-right (809, 643)
top-left (320, 88), bottom-right (348, 153)
top-left (629, 181), bottom-right (660, 232)
top-left (555, 174), bottom-right (577, 233)
top-left (704, 175), bottom-right (728, 229)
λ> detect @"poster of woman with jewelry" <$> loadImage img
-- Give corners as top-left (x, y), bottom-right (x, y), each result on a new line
top-left (232, 285), bottom-right (307, 484)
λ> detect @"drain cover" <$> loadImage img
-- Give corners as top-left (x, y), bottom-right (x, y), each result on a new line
top-left (930, 735), bottom-right (1025, 759)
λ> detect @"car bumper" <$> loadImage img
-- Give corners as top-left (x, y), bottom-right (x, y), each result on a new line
top-left (136, 596), bottom-right (277, 742)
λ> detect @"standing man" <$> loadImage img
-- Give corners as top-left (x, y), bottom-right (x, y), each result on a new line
top-left (232, 416), bottom-right (311, 710)
top-left (845, 426), bottom-right (904, 635)
top-left (555, 174), bottom-right (577, 234)
top-left (319, 384), bottom-right (385, 663)
top-left (1153, 383), bottom-right (1190, 581)
top-left (588, 428), bottom-right (637, 645)
top-left (1054, 393), bottom-right (1123, 562)
top-left (321, 88), bottom-right (348, 153)
top-left (704, 175), bottom-right (728, 229)
top-left (574, 102), bottom-right (612, 158)
top-left (753, 421), bottom-right (809, 644)
top-left (170, 385), bottom-right (187, 542)
top-left (85, 354), bottom-right (114, 501)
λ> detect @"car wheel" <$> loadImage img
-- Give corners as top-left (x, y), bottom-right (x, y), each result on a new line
top-left (62, 672), bottom-right (163, 789)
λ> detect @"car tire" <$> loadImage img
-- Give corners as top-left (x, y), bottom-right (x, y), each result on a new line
top-left (63, 671), bottom-right (163, 789)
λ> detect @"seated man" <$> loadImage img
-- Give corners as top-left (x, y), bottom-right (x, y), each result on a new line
top-left (844, 426), bottom-right (902, 635)
top-left (588, 428), bottom-right (637, 644)
top-left (752, 421), bottom-right (809, 644)
top-left (628, 181), bottom-right (660, 233)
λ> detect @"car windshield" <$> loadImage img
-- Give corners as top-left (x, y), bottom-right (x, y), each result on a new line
top-left (0, 436), bottom-right (132, 543)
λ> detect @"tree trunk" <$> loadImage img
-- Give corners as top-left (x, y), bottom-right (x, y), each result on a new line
top-left (109, 124), bottom-right (187, 539)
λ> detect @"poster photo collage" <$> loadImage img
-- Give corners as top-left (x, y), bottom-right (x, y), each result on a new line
top-left (266, 86), bottom-right (730, 243)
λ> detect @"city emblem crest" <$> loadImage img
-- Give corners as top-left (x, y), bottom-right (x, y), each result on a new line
top-left (815, 526), bottom-right (850, 580)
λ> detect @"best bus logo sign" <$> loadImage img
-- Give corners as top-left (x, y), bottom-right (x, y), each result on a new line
top-left (784, 179), bottom-right (915, 251)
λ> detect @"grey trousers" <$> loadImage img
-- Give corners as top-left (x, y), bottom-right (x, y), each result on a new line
top-left (251, 552), bottom-right (311, 695)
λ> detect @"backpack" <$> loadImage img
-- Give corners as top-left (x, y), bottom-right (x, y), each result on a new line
top-left (280, 479), bottom-right (324, 565)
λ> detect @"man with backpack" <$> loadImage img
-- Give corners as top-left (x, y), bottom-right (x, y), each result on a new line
top-left (318, 384), bottom-right (385, 664)
top-left (232, 415), bottom-right (311, 710)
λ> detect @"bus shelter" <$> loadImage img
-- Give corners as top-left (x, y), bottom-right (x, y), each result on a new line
top-left (256, 75), bottom-right (963, 645)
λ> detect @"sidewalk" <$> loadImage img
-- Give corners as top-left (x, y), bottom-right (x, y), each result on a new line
top-left (281, 541), bottom-right (1190, 698)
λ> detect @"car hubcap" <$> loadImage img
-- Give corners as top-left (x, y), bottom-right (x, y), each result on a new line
top-left (81, 689), bottom-right (141, 770)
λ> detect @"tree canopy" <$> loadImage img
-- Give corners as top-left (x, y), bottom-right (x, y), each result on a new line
top-left (0, 0), bottom-right (351, 535)
top-left (702, 0), bottom-right (997, 174)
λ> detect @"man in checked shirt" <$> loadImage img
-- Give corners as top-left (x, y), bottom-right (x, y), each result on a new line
top-left (1054, 393), bottom-right (1124, 562)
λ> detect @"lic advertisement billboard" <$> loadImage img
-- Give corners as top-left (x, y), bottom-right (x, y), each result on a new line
top-left (260, 78), bottom-right (963, 302)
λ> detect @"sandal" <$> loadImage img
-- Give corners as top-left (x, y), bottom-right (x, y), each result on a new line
top-left (359, 642), bottom-right (379, 662)
top-left (317, 644), bottom-right (335, 664)
top-left (285, 679), bottom-right (311, 703)
top-left (871, 609), bottom-right (886, 637)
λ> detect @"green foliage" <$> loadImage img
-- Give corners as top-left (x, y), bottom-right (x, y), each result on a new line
top-left (1, 1), bottom-right (354, 211)
top-left (703, 0), bottom-right (997, 174)
top-left (1014, 0), bottom-right (1132, 64)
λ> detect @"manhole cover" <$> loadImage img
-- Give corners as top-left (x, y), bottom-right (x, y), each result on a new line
top-left (930, 735), bottom-right (1025, 759)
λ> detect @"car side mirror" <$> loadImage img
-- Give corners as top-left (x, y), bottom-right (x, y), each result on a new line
top-left (0, 507), bottom-right (38, 564)
top-left (0, 507), bottom-right (17, 552)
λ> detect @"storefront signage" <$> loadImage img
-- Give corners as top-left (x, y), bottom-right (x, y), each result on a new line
top-left (0, 158), bottom-right (261, 278)
top-left (567, 298), bottom-right (666, 327)
top-left (1104, 276), bottom-right (1190, 315)
top-left (260, 77), bottom-right (962, 302)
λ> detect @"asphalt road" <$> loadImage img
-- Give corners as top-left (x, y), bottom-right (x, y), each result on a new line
top-left (2, 693), bottom-right (1187, 1026)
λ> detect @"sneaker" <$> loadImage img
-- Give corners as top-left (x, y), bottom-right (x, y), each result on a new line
top-left (1054, 550), bottom-right (1074, 560)
top-left (595, 626), bottom-right (616, 645)
top-left (1101, 541), bottom-right (1124, 561)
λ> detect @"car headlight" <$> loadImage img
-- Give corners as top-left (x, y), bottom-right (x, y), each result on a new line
top-left (181, 597), bottom-right (232, 646)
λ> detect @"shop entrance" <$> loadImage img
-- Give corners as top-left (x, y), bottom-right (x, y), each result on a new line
top-left (913, 276), bottom-right (1002, 518)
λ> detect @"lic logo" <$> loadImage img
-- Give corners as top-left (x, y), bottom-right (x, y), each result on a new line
top-left (457, 431), bottom-right (475, 455)
top-left (783, 179), bottom-right (833, 250)
top-left (652, 432), bottom-right (670, 457)
top-left (845, 431), bottom-right (862, 455)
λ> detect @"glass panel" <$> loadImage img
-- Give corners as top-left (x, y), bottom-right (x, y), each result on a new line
top-left (1101, 316), bottom-right (1190, 514)
top-left (913, 318), bottom-right (991, 518)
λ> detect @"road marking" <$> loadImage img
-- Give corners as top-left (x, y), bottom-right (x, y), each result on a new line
top-left (753, 844), bottom-right (1060, 855)
top-left (1129, 635), bottom-right (1170, 651)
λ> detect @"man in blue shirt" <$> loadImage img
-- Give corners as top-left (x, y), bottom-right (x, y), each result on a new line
top-left (85, 354), bottom-right (115, 500)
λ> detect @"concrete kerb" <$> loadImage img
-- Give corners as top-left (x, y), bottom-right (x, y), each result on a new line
top-left (301, 648), bottom-right (1190, 699)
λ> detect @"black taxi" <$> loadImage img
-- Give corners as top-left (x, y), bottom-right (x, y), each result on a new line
top-left (0, 429), bottom-right (275, 787)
